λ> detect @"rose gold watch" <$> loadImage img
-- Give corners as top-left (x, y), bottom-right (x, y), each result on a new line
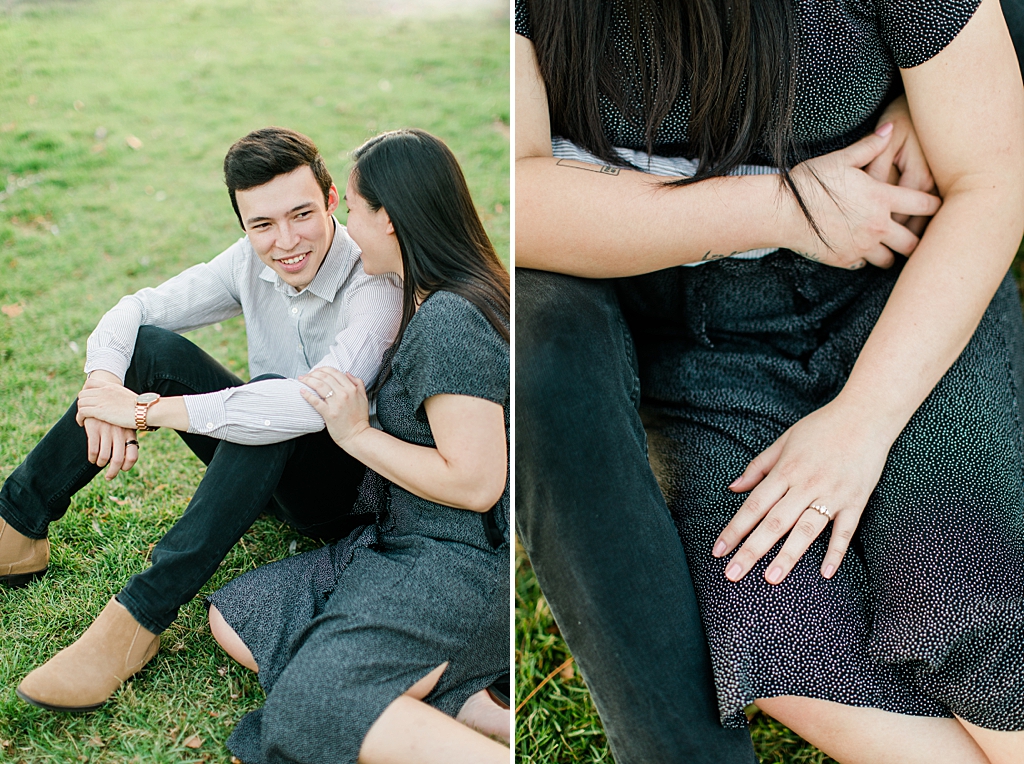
top-left (135, 392), bottom-right (161, 431)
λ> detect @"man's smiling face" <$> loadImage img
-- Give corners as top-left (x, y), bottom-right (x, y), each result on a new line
top-left (235, 165), bottom-right (340, 291)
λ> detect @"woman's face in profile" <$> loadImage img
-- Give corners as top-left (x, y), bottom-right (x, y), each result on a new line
top-left (344, 174), bottom-right (403, 279)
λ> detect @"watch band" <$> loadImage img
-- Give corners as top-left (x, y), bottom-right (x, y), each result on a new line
top-left (135, 393), bottom-right (160, 431)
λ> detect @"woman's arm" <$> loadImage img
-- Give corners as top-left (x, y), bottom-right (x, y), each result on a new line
top-left (515, 35), bottom-right (940, 277)
top-left (299, 367), bottom-right (507, 513)
top-left (714, 0), bottom-right (1024, 583)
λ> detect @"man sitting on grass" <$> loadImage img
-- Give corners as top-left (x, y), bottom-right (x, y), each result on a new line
top-left (0, 126), bottom-right (402, 711)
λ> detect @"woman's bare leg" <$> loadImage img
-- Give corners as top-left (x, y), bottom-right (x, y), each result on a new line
top-left (456, 690), bottom-right (511, 743)
top-left (360, 663), bottom-right (507, 764)
top-left (208, 619), bottom-right (509, 763)
top-left (957, 718), bottom-right (1024, 764)
top-left (756, 695), bottom-right (990, 764)
top-left (208, 604), bottom-right (258, 672)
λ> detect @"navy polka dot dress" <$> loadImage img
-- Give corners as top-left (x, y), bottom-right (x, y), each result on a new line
top-left (519, 0), bottom-right (1024, 731)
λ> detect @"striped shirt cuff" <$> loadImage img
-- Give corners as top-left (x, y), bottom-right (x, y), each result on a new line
top-left (183, 392), bottom-right (230, 439)
top-left (83, 348), bottom-right (132, 383)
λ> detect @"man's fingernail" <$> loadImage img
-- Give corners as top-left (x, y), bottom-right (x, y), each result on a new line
top-left (823, 564), bottom-right (835, 579)
top-left (712, 540), bottom-right (727, 557)
top-left (725, 563), bottom-right (742, 581)
top-left (766, 566), bottom-right (783, 584)
top-left (875, 122), bottom-right (893, 137)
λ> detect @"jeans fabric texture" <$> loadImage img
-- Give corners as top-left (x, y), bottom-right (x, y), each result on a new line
top-left (515, 268), bottom-right (758, 764)
top-left (0, 326), bottom-right (368, 634)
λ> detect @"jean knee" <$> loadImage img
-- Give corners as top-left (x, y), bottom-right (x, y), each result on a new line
top-left (516, 269), bottom-right (636, 413)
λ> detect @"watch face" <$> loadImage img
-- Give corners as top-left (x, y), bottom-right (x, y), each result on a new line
top-left (137, 392), bottom-right (160, 405)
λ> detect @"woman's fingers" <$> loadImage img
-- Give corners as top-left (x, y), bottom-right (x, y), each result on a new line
top-left (728, 437), bottom-right (785, 494)
top-left (880, 219), bottom-right (921, 257)
top-left (714, 475), bottom-right (788, 558)
top-left (764, 508), bottom-right (831, 584)
top-left (841, 122), bottom-right (894, 167)
top-left (820, 511), bottom-right (859, 579)
top-left (122, 434), bottom-right (139, 472)
top-left (300, 388), bottom-right (327, 414)
top-left (862, 243), bottom-right (897, 269)
top-left (887, 184), bottom-right (941, 218)
top-left (724, 491), bottom-right (812, 581)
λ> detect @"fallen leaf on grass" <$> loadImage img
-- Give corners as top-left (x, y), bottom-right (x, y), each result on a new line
top-left (560, 663), bottom-right (575, 680)
top-left (92, 519), bottom-right (103, 536)
top-left (184, 735), bottom-right (203, 749)
top-left (126, 135), bottom-right (143, 150)
top-left (108, 495), bottom-right (129, 506)
top-left (154, 484), bottom-right (168, 491)
top-left (2, 303), bottom-right (24, 318)
top-left (217, 666), bottom-right (228, 676)
top-left (85, 735), bottom-right (105, 747)
top-left (231, 757), bottom-right (243, 763)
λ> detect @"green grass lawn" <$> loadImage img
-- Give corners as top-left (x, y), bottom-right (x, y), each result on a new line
top-left (0, 0), bottom-right (508, 761)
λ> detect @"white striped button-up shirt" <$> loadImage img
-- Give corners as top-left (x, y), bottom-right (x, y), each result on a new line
top-left (85, 218), bottom-right (403, 445)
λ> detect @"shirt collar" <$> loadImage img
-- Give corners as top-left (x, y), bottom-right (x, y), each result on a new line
top-left (257, 216), bottom-right (359, 301)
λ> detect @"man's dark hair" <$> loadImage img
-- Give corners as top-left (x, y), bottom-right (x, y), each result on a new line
top-left (223, 127), bottom-right (333, 229)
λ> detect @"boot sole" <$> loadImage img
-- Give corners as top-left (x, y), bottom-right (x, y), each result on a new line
top-left (0, 567), bottom-right (47, 589)
top-left (15, 687), bottom-right (103, 713)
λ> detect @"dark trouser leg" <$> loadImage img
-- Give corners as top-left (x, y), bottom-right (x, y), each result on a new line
top-left (117, 423), bottom-right (367, 635)
top-left (1002, 0), bottom-right (1024, 76)
top-left (0, 326), bottom-right (367, 632)
top-left (0, 326), bottom-right (246, 538)
top-left (515, 269), bottom-right (756, 764)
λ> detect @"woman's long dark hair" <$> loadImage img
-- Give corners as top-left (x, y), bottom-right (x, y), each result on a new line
top-left (351, 129), bottom-right (510, 390)
top-left (529, 0), bottom-right (820, 232)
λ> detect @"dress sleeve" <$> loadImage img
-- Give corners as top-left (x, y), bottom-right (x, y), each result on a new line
top-left (515, 0), bottom-right (532, 39)
top-left (877, 0), bottom-right (983, 68)
top-left (394, 292), bottom-right (509, 421)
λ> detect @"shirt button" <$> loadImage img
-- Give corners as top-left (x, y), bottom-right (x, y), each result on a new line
top-left (264, 420), bottom-right (271, 426)
top-left (291, 307), bottom-right (298, 314)
top-left (206, 422), bottom-right (214, 429)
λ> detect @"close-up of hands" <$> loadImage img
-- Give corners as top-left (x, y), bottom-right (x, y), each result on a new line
top-left (712, 397), bottom-right (895, 585)
top-left (75, 371), bottom-right (139, 480)
top-left (787, 120), bottom-right (941, 270)
top-left (299, 366), bottom-right (372, 450)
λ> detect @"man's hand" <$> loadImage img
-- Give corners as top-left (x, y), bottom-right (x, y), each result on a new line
top-left (76, 371), bottom-right (139, 480)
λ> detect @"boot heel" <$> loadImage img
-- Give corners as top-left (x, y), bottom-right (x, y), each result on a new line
top-left (0, 567), bottom-right (47, 588)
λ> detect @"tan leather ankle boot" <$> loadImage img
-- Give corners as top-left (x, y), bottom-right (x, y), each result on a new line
top-left (0, 516), bottom-right (49, 588)
top-left (16, 597), bottom-right (160, 711)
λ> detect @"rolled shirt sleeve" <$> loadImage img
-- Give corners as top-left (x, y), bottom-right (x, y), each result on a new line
top-left (84, 245), bottom-right (245, 381)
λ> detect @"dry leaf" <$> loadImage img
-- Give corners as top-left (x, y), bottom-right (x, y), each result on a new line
top-left (85, 736), bottom-right (105, 747)
top-left (108, 495), bottom-right (129, 506)
top-left (74, 100), bottom-right (85, 111)
top-left (559, 663), bottom-right (575, 680)
top-left (231, 757), bottom-right (243, 763)
top-left (126, 135), bottom-right (143, 150)
top-left (91, 519), bottom-right (103, 536)
top-left (217, 666), bottom-right (228, 676)
top-left (154, 484), bottom-right (168, 491)
top-left (2, 303), bottom-right (23, 318)
top-left (183, 735), bottom-right (203, 749)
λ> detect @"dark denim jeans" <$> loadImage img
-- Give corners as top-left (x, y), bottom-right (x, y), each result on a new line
top-left (0, 326), bottom-right (368, 634)
top-left (516, 269), bottom-right (757, 764)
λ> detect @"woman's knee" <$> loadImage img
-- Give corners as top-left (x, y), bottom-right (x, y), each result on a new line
top-left (208, 604), bottom-right (258, 672)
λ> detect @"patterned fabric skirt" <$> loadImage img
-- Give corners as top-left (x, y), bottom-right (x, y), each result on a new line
top-left (617, 252), bottom-right (1024, 729)
top-left (207, 501), bottom-right (508, 764)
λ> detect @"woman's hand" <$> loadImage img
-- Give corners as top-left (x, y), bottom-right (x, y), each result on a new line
top-left (865, 94), bottom-right (936, 236)
top-left (299, 366), bottom-right (372, 450)
top-left (787, 123), bottom-right (942, 269)
top-left (711, 398), bottom-right (896, 583)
